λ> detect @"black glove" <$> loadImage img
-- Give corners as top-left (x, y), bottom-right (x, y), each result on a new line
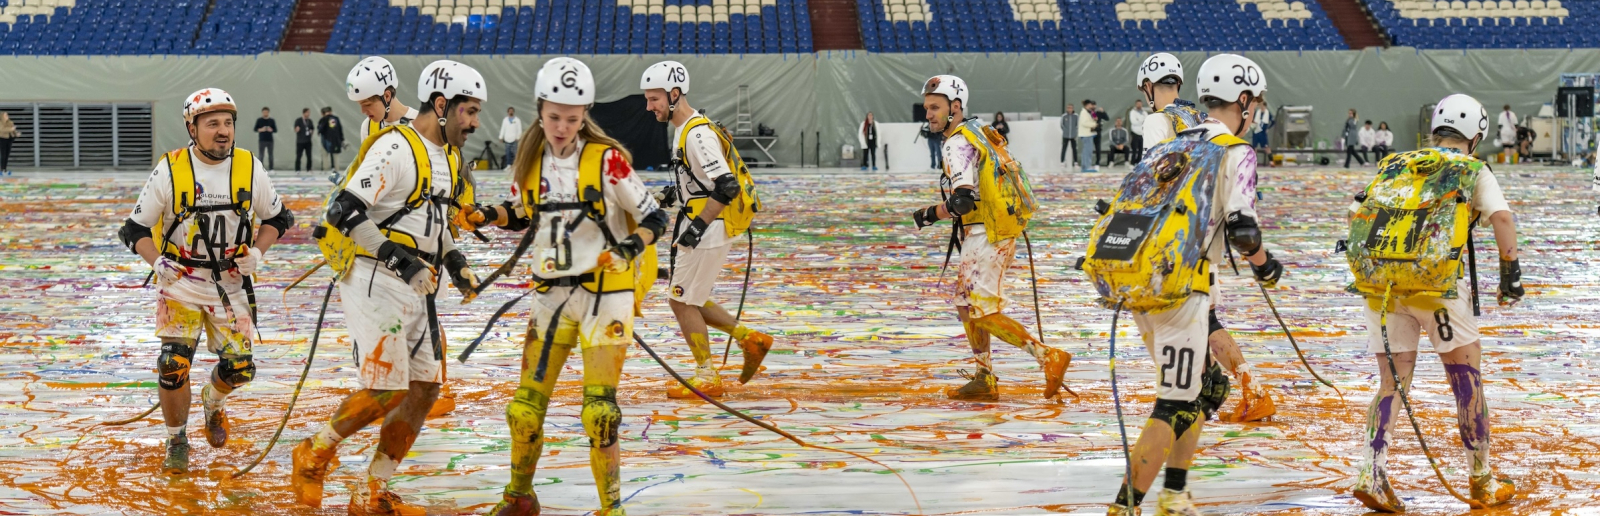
top-left (377, 241), bottom-right (427, 283)
top-left (609, 234), bottom-right (646, 262)
top-left (1497, 258), bottom-right (1524, 306)
top-left (499, 201), bottom-right (532, 231)
top-left (1251, 250), bottom-right (1283, 288)
top-left (655, 185), bottom-right (679, 209)
top-left (912, 205), bottom-right (940, 229)
top-left (677, 217), bottom-right (710, 248)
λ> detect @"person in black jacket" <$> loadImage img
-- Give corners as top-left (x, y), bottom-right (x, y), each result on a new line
top-left (293, 108), bottom-right (315, 171)
top-left (253, 107), bottom-right (276, 170)
top-left (992, 112), bottom-right (1011, 142)
top-left (317, 107), bottom-right (344, 171)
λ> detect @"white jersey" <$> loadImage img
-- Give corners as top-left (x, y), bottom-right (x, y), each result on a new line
top-left (521, 139), bottom-right (659, 280)
top-left (939, 128), bottom-right (987, 237)
top-left (1184, 120), bottom-right (1260, 310)
top-left (670, 115), bottom-right (733, 249)
top-left (342, 129), bottom-right (455, 257)
top-left (357, 106), bottom-right (421, 143)
top-left (1143, 107), bottom-right (1177, 145)
top-left (129, 147), bottom-right (285, 305)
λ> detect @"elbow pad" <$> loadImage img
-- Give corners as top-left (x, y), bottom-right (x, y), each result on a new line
top-left (118, 219), bottom-right (152, 253)
top-left (945, 188), bottom-right (978, 217)
top-left (709, 174), bottom-right (741, 205)
top-left (261, 207), bottom-right (295, 235)
top-left (325, 190), bottom-right (371, 235)
top-left (639, 208), bottom-right (669, 243)
top-left (1224, 211), bottom-right (1263, 257)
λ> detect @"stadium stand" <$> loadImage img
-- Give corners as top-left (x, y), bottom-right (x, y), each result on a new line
top-left (0, 0), bottom-right (288, 55)
top-left (1362, 0), bottom-right (1588, 49)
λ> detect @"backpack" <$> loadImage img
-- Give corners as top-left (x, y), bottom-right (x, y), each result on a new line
top-left (1160, 101), bottom-right (1205, 142)
top-left (153, 147), bottom-right (256, 259)
top-left (678, 116), bottom-right (762, 238)
top-left (1083, 129), bottom-right (1248, 313)
top-left (949, 118), bottom-right (1036, 242)
top-left (312, 125), bottom-right (463, 278)
top-left (1345, 148), bottom-right (1481, 306)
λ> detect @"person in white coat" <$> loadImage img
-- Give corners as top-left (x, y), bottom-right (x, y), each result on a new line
top-left (499, 106), bottom-right (523, 169)
top-left (1358, 120), bottom-right (1377, 164)
top-left (1128, 100), bottom-right (1147, 162)
top-left (1373, 121), bottom-right (1394, 161)
top-left (858, 112), bottom-right (880, 170)
top-left (1498, 104), bottom-right (1518, 161)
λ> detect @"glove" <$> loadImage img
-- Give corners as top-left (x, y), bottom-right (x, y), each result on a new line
top-left (677, 217), bottom-right (709, 249)
top-left (453, 204), bottom-right (491, 233)
top-left (153, 255), bottom-right (186, 287)
top-left (1251, 250), bottom-right (1283, 288)
top-left (235, 246), bottom-right (263, 277)
top-left (443, 249), bottom-right (479, 300)
top-left (654, 185), bottom-right (679, 209)
top-left (377, 241), bottom-right (437, 295)
top-left (912, 205), bottom-right (940, 229)
top-left (1497, 258), bottom-right (1524, 306)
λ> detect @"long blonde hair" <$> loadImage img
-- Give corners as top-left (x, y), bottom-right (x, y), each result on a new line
top-left (511, 99), bottom-right (634, 189)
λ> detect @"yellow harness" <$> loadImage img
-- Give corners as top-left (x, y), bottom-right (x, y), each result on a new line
top-left (154, 147), bottom-right (255, 259)
top-left (313, 125), bottom-right (462, 276)
top-left (946, 120), bottom-right (1035, 243)
top-left (676, 116), bottom-right (761, 238)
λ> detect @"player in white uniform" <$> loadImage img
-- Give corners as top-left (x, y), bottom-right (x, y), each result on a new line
top-left (118, 88), bottom-right (293, 475)
top-left (639, 60), bottom-right (775, 398)
top-left (1109, 55), bottom-right (1284, 516)
top-left (290, 60), bottom-right (485, 515)
top-left (1349, 93), bottom-right (1521, 512)
top-left (336, 56), bottom-right (423, 185)
top-left (1136, 52), bottom-right (1276, 423)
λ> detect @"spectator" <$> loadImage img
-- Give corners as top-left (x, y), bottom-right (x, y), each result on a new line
top-left (918, 121), bottom-right (943, 170)
top-left (1060, 104), bottom-right (1077, 167)
top-left (317, 107), bottom-right (344, 171)
top-left (293, 108), bottom-right (315, 171)
top-left (858, 112), bottom-right (880, 170)
top-left (1498, 104), bottom-right (1518, 161)
top-left (1373, 121), bottom-right (1394, 162)
top-left (1252, 102), bottom-right (1273, 166)
top-left (1108, 118), bottom-right (1130, 165)
top-left (1078, 99), bottom-right (1098, 172)
top-left (1359, 120), bottom-right (1377, 163)
top-left (1343, 109), bottom-right (1367, 168)
top-left (0, 112), bottom-right (16, 175)
top-left (1093, 104), bottom-right (1109, 166)
top-left (500, 106), bottom-right (523, 169)
top-left (253, 107), bottom-right (276, 170)
top-left (1128, 100), bottom-right (1146, 162)
top-left (992, 112), bottom-right (1010, 140)
top-left (1516, 124), bottom-right (1535, 158)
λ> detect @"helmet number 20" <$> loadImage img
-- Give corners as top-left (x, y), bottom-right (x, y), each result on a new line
top-left (1231, 64), bottom-right (1261, 87)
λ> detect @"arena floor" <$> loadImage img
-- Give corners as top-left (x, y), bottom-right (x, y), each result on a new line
top-left (1, 163), bottom-right (1596, 515)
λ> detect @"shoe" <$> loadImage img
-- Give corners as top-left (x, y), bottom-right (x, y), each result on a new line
top-left (871, 166), bottom-right (878, 171)
top-left (1351, 466), bottom-right (1405, 513)
top-left (859, 166), bottom-right (867, 170)
top-left (428, 383), bottom-right (457, 418)
top-left (666, 374), bottom-right (725, 399)
top-left (348, 478), bottom-right (426, 516)
top-left (946, 370), bottom-right (999, 401)
top-left (1154, 489), bottom-right (1202, 516)
top-left (736, 330), bottom-right (774, 384)
top-left (291, 439), bottom-right (340, 508)
top-left (1039, 347), bottom-right (1072, 399)
top-left (202, 406), bottom-right (231, 448)
top-left (487, 491), bottom-right (540, 516)
top-left (1223, 374), bottom-right (1276, 423)
top-left (163, 435), bottom-right (190, 476)
top-left (1469, 472), bottom-right (1516, 507)
top-left (1106, 503), bottom-right (1141, 516)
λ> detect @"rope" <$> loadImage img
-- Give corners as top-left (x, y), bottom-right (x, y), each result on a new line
top-left (1107, 301), bottom-right (1136, 510)
top-left (99, 401), bottom-right (161, 426)
top-left (1024, 231), bottom-right (1075, 398)
top-left (1256, 283), bottom-right (1339, 394)
top-left (722, 226), bottom-right (756, 367)
top-left (232, 279), bottom-right (336, 479)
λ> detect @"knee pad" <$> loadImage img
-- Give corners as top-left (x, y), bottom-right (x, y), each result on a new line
top-left (506, 387), bottom-right (550, 444)
top-left (216, 355), bottom-right (256, 389)
top-left (1196, 360), bottom-right (1230, 421)
top-left (581, 386), bottom-right (622, 449)
top-left (157, 341), bottom-right (197, 391)
top-left (1150, 398), bottom-right (1203, 438)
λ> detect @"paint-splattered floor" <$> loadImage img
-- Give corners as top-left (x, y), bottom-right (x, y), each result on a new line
top-left (1, 165), bottom-right (1596, 515)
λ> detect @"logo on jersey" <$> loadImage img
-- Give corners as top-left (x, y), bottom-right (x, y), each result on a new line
top-left (607, 321), bottom-right (625, 338)
top-left (672, 285), bottom-right (684, 298)
top-left (539, 177), bottom-right (551, 195)
top-left (604, 149), bottom-right (632, 181)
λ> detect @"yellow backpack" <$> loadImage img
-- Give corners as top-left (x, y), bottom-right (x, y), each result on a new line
top-left (1345, 148), bottom-right (1481, 307)
top-left (677, 116), bottom-right (762, 238)
top-left (153, 147), bottom-right (256, 258)
top-left (948, 118), bottom-right (1036, 243)
top-left (1083, 130), bottom-right (1248, 313)
top-left (1159, 101), bottom-right (1205, 142)
top-left (312, 125), bottom-right (463, 277)
top-left (520, 142), bottom-right (659, 315)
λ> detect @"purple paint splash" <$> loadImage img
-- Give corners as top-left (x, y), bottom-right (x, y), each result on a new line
top-left (1445, 363), bottom-right (1490, 450)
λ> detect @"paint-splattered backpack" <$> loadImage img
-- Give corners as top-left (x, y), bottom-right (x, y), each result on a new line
top-left (949, 118), bottom-right (1037, 242)
top-left (1345, 148), bottom-right (1481, 306)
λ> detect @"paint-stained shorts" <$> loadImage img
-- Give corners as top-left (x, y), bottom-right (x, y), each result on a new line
top-left (1363, 280), bottom-right (1479, 355)
top-left (341, 259), bottom-right (442, 390)
top-left (951, 227), bottom-right (1015, 319)
top-left (530, 286), bottom-right (635, 352)
top-left (669, 243), bottom-right (731, 306)
top-left (1132, 294), bottom-right (1210, 402)
top-left (156, 292), bottom-right (255, 357)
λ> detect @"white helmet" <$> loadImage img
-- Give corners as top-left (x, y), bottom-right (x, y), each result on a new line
top-left (417, 59), bottom-right (488, 104)
top-left (1431, 94), bottom-right (1489, 142)
top-left (1137, 52), bottom-right (1183, 88)
top-left (922, 74), bottom-right (969, 109)
top-left (347, 56), bottom-right (399, 102)
top-left (182, 88), bottom-right (237, 124)
top-left (536, 57), bottom-right (595, 106)
top-left (1195, 53), bottom-right (1267, 104)
top-left (640, 60), bottom-right (690, 94)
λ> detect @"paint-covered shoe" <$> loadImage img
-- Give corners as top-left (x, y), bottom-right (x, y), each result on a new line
top-left (1154, 489), bottom-right (1202, 516)
top-left (666, 374), bottom-right (725, 399)
top-left (597, 503), bottom-right (628, 516)
top-left (946, 370), bottom-right (999, 401)
top-left (1470, 472), bottom-right (1515, 507)
top-left (1223, 373), bottom-right (1275, 423)
top-left (1107, 503), bottom-right (1141, 515)
top-left (163, 435), bottom-right (190, 476)
top-left (486, 491), bottom-right (540, 516)
top-left (428, 383), bottom-right (457, 418)
top-left (1039, 347), bottom-right (1072, 399)
top-left (291, 439), bottom-right (340, 508)
top-left (348, 478), bottom-right (426, 516)
top-left (737, 330), bottom-right (774, 384)
top-left (1352, 466), bottom-right (1405, 513)
top-left (202, 406), bottom-right (230, 448)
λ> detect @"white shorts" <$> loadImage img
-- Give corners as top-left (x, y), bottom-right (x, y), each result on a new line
top-left (951, 227), bottom-right (1015, 318)
top-left (1363, 288), bottom-right (1480, 355)
top-left (1131, 294), bottom-right (1210, 402)
top-left (340, 259), bottom-right (442, 390)
top-left (155, 291), bottom-right (255, 357)
top-left (669, 243), bottom-right (731, 306)
top-left (531, 286), bottom-right (635, 351)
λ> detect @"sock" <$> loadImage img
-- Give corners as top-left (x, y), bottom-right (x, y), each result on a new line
top-left (1362, 394), bottom-right (1396, 471)
top-left (201, 383), bottom-right (229, 414)
top-left (1113, 485), bottom-right (1146, 508)
top-left (368, 451), bottom-right (398, 484)
top-left (686, 332), bottom-right (715, 376)
top-left (1163, 467), bottom-right (1188, 492)
top-left (310, 423), bottom-right (345, 454)
top-left (972, 350), bottom-right (993, 375)
top-left (167, 424), bottom-right (186, 440)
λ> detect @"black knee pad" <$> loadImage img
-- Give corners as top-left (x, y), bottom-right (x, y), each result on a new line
top-left (1150, 398), bottom-right (1203, 437)
top-left (216, 355), bottom-right (256, 388)
top-left (581, 385), bottom-right (622, 449)
top-left (157, 341), bottom-right (197, 391)
top-left (1208, 309), bottom-right (1225, 335)
top-left (1196, 360), bottom-right (1230, 421)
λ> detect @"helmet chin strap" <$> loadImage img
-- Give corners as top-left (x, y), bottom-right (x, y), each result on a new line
top-left (188, 121), bottom-right (233, 162)
top-left (1142, 82), bottom-right (1156, 105)
top-left (667, 90), bottom-right (682, 117)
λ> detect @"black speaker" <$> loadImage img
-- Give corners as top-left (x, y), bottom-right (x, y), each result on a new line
top-left (912, 103), bottom-right (927, 122)
top-left (1556, 86), bottom-right (1593, 117)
